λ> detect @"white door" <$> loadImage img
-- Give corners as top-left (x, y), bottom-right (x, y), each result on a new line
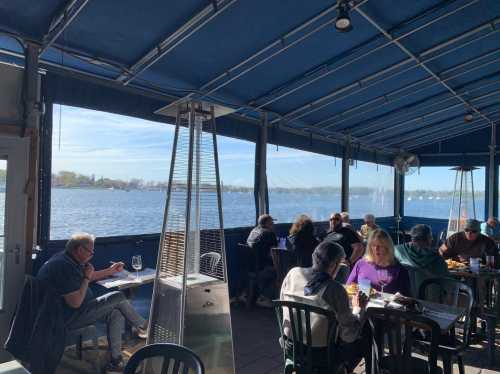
top-left (0, 135), bottom-right (29, 361)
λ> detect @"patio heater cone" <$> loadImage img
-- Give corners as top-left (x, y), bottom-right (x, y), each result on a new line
top-left (446, 166), bottom-right (478, 238)
top-left (147, 100), bottom-right (235, 373)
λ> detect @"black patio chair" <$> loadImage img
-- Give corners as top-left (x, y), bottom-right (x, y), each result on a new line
top-left (366, 307), bottom-right (442, 374)
top-left (124, 343), bottom-right (204, 374)
top-left (236, 243), bottom-right (258, 307)
top-left (273, 300), bottom-right (342, 374)
top-left (418, 277), bottom-right (474, 374)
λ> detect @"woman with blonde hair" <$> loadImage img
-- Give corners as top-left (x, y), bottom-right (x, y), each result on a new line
top-left (346, 229), bottom-right (411, 296)
top-left (287, 214), bottom-right (319, 267)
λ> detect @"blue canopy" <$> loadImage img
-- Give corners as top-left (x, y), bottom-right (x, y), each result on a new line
top-left (0, 0), bottom-right (499, 162)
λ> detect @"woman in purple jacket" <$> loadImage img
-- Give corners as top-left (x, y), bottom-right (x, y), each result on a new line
top-left (347, 229), bottom-right (411, 296)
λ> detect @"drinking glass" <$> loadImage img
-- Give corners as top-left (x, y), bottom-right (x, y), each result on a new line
top-left (132, 255), bottom-right (142, 280)
top-left (377, 268), bottom-right (389, 295)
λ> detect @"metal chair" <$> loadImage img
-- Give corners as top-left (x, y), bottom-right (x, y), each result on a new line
top-left (124, 343), bottom-right (204, 374)
top-left (366, 307), bottom-right (442, 374)
top-left (236, 243), bottom-right (258, 307)
top-left (418, 277), bottom-right (474, 374)
top-left (66, 324), bottom-right (98, 360)
top-left (273, 300), bottom-right (341, 374)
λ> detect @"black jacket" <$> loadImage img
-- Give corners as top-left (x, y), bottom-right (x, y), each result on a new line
top-left (287, 233), bottom-right (319, 267)
top-left (5, 276), bottom-right (66, 374)
top-left (247, 225), bottom-right (277, 270)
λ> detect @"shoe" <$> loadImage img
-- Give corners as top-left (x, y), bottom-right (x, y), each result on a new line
top-left (256, 296), bottom-right (273, 308)
top-left (105, 356), bottom-right (124, 373)
top-left (229, 296), bottom-right (239, 305)
top-left (238, 293), bottom-right (248, 304)
top-left (136, 326), bottom-right (148, 339)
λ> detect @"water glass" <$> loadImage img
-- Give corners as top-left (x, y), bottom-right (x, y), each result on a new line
top-left (132, 255), bottom-right (142, 280)
top-left (359, 278), bottom-right (371, 296)
top-left (470, 257), bottom-right (480, 273)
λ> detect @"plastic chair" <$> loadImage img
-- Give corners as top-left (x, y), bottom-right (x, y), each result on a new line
top-left (273, 300), bottom-right (340, 374)
top-left (124, 343), bottom-right (204, 374)
top-left (418, 277), bottom-right (474, 374)
top-left (366, 307), bottom-right (442, 374)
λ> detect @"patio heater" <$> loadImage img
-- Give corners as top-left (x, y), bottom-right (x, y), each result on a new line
top-left (446, 166), bottom-right (478, 238)
top-left (147, 100), bottom-right (235, 374)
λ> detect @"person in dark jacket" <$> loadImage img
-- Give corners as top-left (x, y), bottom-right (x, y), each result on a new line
top-left (323, 213), bottom-right (364, 283)
top-left (287, 214), bottom-right (319, 267)
top-left (5, 276), bottom-right (65, 374)
top-left (246, 214), bottom-right (278, 307)
top-left (37, 232), bottom-right (148, 372)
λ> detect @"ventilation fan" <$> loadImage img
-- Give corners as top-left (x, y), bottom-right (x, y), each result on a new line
top-left (393, 152), bottom-right (420, 175)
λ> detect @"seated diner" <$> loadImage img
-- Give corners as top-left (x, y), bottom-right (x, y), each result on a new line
top-left (347, 229), bottom-right (411, 296)
top-left (246, 214), bottom-right (278, 307)
top-left (280, 241), bottom-right (370, 373)
top-left (395, 224), bottom-right (449, 294)
top-left (439, 219), bottom-right (496, 263)
top-left (286, 214), bottom-right (319, 268)
top-left (358, 214), bottom-right (379, 242)
top-left (37, 232), bottom-right (148, 372)
top-left (481, 217), bottom-right (500, 241)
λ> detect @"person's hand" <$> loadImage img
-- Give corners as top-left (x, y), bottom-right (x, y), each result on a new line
top-left (109, 261), bottom-right (124, 274)
top-left (352, 291), bottom-right (369, 310)
top-left (83, 263), bottom-right (94, 280)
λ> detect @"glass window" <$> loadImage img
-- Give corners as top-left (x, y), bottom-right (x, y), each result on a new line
top-left (51, 105), bottom-right (174, 239)
top-left (217, 136), bottom-right (255, 228)
top-left (349, 161), bottom-right (394, 218)
top-left (405, 167), bottom-right (485, 219)
top-left (267, 145), bottom-right (341, 223)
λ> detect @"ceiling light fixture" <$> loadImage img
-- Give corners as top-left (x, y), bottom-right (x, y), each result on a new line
top-left (336, 0), bottom-right (353, 32)
top-left (464, 113), bottom-right (474, 122)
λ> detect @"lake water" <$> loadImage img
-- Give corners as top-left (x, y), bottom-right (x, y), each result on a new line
top-left (49, 188), bottom-right (486, 240)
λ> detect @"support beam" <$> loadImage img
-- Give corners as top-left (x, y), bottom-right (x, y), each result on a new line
top-left (392, 108), bottom-right (500, 148)
top-left (341, 144), bottom-right (350, 212)
top-left (274, 18), bottom-right (500, 126)
top-left (394, 171), bottom-right (404, 219)
top-left (117, 0), bottom-right (238, 85)
top-left (41, 0), bottom-right (90, 55)
top-left (350, 73), bottom-right (500, 137)
top-left (367, 88), bottom-right (500, 145)
top-left (248, 0), bottom-right (480, 113)
top-left (254, 112), bottom-right (269, 220)
top-left (356, 6), bottom-right (495, 131)
top-left (23, 43), bottom-right (41, 274)
top-left (488, 122), bottom-right (496, 218)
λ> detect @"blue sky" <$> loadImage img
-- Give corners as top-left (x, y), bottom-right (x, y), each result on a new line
top-left (52, 105), bottom-right (485, 192)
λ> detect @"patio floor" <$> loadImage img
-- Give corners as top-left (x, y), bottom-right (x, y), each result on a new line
top-left (57, 303), bottom-right (500, 373)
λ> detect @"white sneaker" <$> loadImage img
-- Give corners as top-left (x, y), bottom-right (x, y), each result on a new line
top-left (256, 296), bottom-right (273, 308)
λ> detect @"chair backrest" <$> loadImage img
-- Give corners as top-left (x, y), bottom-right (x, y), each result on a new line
top-left (366, 307), bottom-right (441, 374)
top-left (124, 343), bottom-right (204, 374)
top-left (200, 252), bottom-right (222, 275)
top-left (273, 299), bottom-right (338, 374)
top-left (418, 277), bottom-right (474, 349)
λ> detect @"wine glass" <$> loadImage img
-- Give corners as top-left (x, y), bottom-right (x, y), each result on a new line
top-left (131, 255), bottom-right (142, 280)
top-left (377, 268), bottom-right (389, 296)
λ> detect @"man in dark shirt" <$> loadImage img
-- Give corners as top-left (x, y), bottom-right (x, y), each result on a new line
top-left (323, 213), bottom-right (364, 283)
top-left (37, 233), bottom-right (148, 372)
top-left (246, 214), bottom-right (278, 307)
top-left (439, 219), bottom-right (496, 262)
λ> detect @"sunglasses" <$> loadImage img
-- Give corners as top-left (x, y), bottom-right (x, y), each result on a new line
top-left (464, 229), bottom-right (478, 234)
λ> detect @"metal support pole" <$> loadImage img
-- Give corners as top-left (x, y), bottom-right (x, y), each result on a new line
top-left (23, 42), bottom-right (41, 274)
top-left (394, 171), bottom-right (404, 219)
top-left (488, 123), bottom-right (497, 219)
top-left (341, 146), bottom-right (350, 212)
top-left (257, 113), bottom-right (269, 217)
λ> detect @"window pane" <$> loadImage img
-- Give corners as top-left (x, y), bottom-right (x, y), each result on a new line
top-left (267, 145), bottom-right (341, 223)
top-left (51, 105), bottom-right (173, 239)
top-left (217, 136), bottom-right (255, 228)
top-left (405, 167), bottom-right (485, 219)
top-left (349, 161), bottom-right (394, 218)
